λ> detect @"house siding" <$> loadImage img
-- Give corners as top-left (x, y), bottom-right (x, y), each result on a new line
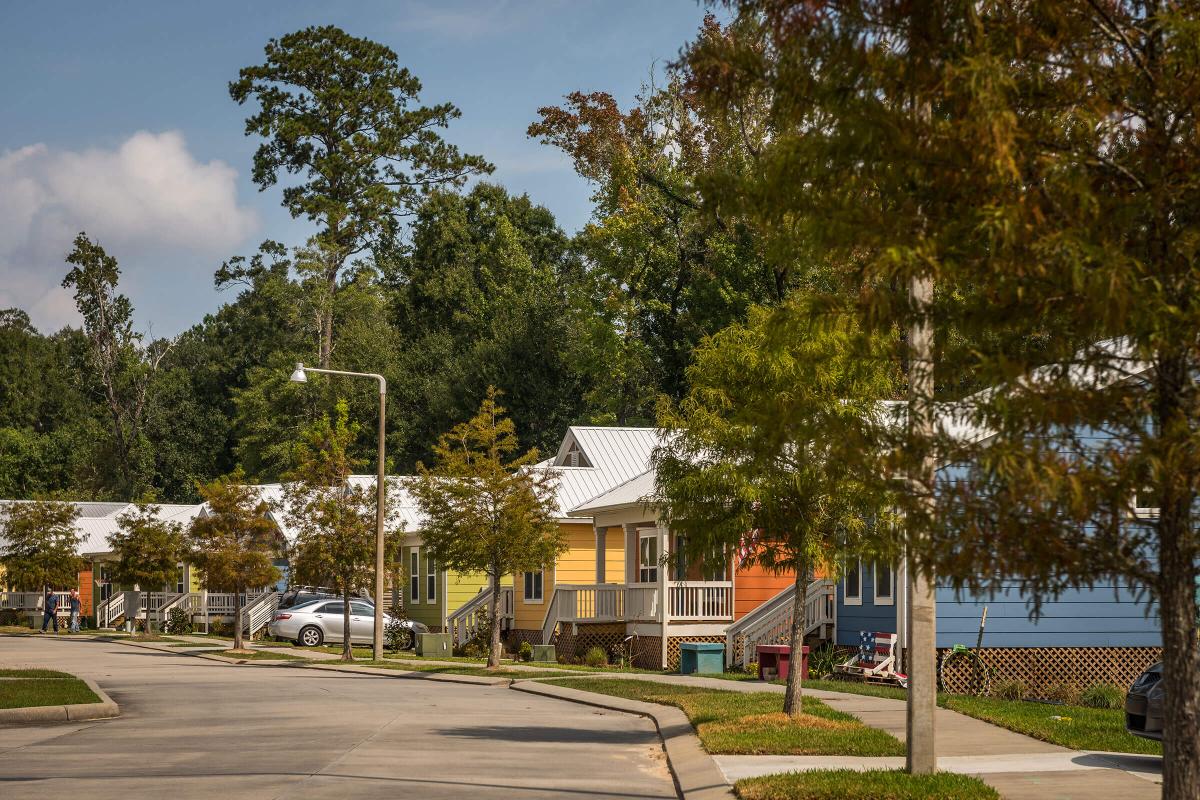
top-left (733, 563), bottom-right (795, 621)
top-left (513, 522), bottom-right (593, 632)
top-left (836, 561), bottom-right (899, 646)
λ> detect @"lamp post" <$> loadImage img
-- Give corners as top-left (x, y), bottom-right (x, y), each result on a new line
top-left (290, 362), bottom-right (388, 661)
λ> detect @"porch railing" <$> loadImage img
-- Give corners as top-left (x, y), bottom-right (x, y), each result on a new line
top-left (668, 580), bottom-right (734, 621)
top-left (448, 586), bottom-right (513, 646)
top-left (724, 578), bottom-right (836, 667)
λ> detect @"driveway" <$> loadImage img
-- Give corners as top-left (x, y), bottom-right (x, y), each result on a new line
top-left (0, 636), bottom-right (676, 799)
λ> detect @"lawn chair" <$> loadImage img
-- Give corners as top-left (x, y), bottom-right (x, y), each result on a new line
top-left (834, 631), bottom-right (907, 687)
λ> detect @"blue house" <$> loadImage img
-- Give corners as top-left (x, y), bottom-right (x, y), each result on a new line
top-left (834, 363), bottom-right (1161, 691)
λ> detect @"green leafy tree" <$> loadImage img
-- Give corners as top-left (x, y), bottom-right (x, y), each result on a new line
top-left (411, 387), bottom-right (566, 668)
top-left (63, 233), bottom-right (173, 499)
top-left (107, 505), bottom-right (185, 635)
top-left (283, 401), bottom-right (376, 662)
top-left (655, 302), bottom-right (896, 715)
top-left (231, 25), bottom-right (492, 368)
top-left (0, 500), bottom-right (83, 591)
top-left (188, 469), bottom-right (281, 651)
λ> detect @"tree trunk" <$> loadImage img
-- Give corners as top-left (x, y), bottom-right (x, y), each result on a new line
top-left (782, 559), bottom-right (809, 718)
top-left (1155, 355), bottom-right (1200, 800)
top-left (319, 306), bottom-right (333, 370)
top-left (342, 588), bottom-right (353, 662)
top-left (233, 586), bottom-right (243, 651)
top-left (488, 570), bottom-right (502, 669)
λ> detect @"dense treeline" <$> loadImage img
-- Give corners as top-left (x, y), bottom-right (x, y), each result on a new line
top-left (0, 25), bottom-right (790, 502)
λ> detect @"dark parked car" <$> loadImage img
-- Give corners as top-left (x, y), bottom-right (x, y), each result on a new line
top-left (1125, 661), bottom-right (1164, 741)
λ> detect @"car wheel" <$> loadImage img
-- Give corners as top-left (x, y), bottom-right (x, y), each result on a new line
top-left (297, 626), bottom-right (323, 647)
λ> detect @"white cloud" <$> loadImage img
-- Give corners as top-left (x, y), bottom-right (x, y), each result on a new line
top-left (0, 131), bottom-right (258, 332)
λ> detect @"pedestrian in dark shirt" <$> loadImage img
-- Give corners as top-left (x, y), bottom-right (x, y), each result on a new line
top-left (40, 589), bottom-right (59, 633)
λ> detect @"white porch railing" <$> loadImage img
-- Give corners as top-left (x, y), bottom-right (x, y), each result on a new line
top-left (0, 591), bottom-right (72, 623)
top-left (668, 580), bottom-right (734, 621)
top-left (96, 592), bottom-right (126, 628)
top-left (448, 586), bottom-right (514, 646)
top-left (724, 579), bottom-right (835, 667)
top-left (241, 592), bottom-right (280, 638)
top-left (625, 585), bottom-right (659, 621)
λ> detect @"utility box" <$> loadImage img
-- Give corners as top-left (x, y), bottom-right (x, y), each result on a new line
top-left (416, 632), bottom-right (452, 657)
top-left (679, 641), bottom-right (725, 675)
top-left (531, 644), bottom-right (556, 663)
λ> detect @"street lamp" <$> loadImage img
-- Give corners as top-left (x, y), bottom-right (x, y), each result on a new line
top-left (290, 362), bottom-right (388, 661)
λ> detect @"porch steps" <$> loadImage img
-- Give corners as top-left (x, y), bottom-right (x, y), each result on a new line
top-left (724, 579), bottom-right (835, 668)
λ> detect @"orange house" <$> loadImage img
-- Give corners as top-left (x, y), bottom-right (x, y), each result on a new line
top-left (551, 467), bottom-right (824, 670)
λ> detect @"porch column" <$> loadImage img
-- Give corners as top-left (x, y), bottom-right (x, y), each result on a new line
top-left (658, 524), bottom-right (669, 669)
top-left (595, 526), bottom-right (605, 584)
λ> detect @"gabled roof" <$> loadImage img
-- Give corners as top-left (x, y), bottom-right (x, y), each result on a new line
top-left (541, 426), bottom-right (665, 519)
top-left (569, 469), bottom-right (657, 516)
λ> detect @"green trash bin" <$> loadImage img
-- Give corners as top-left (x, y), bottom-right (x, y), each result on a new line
top-left (679, 641), bottom-right (724, 675)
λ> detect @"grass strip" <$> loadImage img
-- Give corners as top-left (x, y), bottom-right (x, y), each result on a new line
top-left (942, 695), bottom-right (1160, 755)
top-left (0, 671), bottom-right (100, 709)
top-left (735, 769), bottom-right (999, 800)
top-left (542, 678), bottom-right (903, 756)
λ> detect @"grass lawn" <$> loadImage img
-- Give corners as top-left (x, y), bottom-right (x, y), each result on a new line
top-left (735, 770), bottom-right (998, 800)
top-left (943, 695), bottom-right (1160, 755)
top-left (217, 649), bottom-right (306, 661)
top-left (804, 679), bottom-right (909, 701)
top-left (0, 669), bottom-right (101, 709)
top-left (542, 678), bottom-right (904, 756)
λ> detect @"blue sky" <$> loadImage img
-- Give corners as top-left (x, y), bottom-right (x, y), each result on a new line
top-left (0, 1), bottom-right (708, 335)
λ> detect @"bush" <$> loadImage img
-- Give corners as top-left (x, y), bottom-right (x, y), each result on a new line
top-left (1042, 683), bottom-right (1082, 705)
top-left (584, 646), bottom-right (608, 668)
top-left (165, 607), bottom-right (193, 635)
top-left (807, 644), bottom-right (840, 680)
top-left (744, 661), bottom-right (759, 676)
top-left (384, 616), bottom-right (411, 652)
top-left (992, 679), bottom-right (1027, 701)
top-left (1080, 683), bottom-right (1125, 709)
top-left (208, 619), bottom-right (230, 637)
top-left (454, 637), bottom-right (488, 659)
top-left (519, 641), bottom-right (533, 662)
top-left (0, 608), bottom-right (23, 626)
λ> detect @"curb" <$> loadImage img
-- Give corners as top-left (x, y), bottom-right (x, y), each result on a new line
top-left (0, 676), bottom-right (120, 724)
top-left (512, 680), bottom-right (734, 800)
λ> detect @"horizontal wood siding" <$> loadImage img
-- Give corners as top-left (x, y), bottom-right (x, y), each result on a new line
top-left (934, 584), bottom-right (1159, 648)
top-left (603, 526), bottom-right (624, 584)
top-left (446, 570), bottom-right (488, 615)
top-left (513, 522), bottom-right (591, 630)
top-left (733, 562), bottom-right (795, 621)
top-left (836, 564), bottom-right (899, 646)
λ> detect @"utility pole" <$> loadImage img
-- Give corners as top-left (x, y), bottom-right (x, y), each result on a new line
top-left (906, 272), bottom-right (937, 774)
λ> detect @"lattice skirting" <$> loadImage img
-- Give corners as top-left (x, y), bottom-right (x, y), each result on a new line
top-left (665, 635), bottom-right (727, 671)
top-left (505, 629), bottom-right (543, 649)
top-left (555, 623), bottom-right (627, 665)
top-left (937, 646), bottom-right (1161, 696)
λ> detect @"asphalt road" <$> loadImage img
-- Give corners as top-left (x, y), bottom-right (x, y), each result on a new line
top-left (0, 636), bottom-right (677, 800)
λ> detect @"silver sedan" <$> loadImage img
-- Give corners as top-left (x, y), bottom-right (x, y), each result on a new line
top-left (268, 599), bottom-right (427, 648)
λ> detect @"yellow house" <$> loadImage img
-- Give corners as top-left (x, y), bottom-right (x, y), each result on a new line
top-left (507, 427), bottom-right (661, 649)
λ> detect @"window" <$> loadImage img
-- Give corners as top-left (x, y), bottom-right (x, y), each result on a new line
top-left (674, 534), bottom-right (688, 580)
top-left (561, 442), bottom-right (591, 468)
top-left (176, 564), bottom-right (187, 595)
top-left (844, 560), bottom-right (862, 606)
top-left (426, 556), bottom-right (437, 604)
top-left (523, 570), bottom-right (544, 602)
top-left (98, 564), bottom-right (112, 602)
top-left (350, 602), bottom-right (373, 616)
top-left (873, 562), bottom-right (894, 605)
top-left (318, 602), bottom-right (344, 615)
top-left (638, 530), bottom-right (659, 583)
top-left (409, 550), bottom-right (420, 604)
top-left (1133, 488), bottom-right (1160, 519)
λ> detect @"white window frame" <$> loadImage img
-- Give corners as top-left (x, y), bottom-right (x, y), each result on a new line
top-left (844, 560), bottom-right (862, 606)
top-left (523, 569), bottom-right (544, 603)
top-left (409, 550), bottom-right (420, 604)
top-left (1133, 488), bottom-right (1160, 519)
top-left (638, 530), bottom-right (659, 584)
top-left (426, 554), bottom-right (437, 604)
top-left (873, 562), bottom-right (894, 606)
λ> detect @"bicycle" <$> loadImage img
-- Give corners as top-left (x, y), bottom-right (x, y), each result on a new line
top-left (937, 606), bottom-right (991, 696)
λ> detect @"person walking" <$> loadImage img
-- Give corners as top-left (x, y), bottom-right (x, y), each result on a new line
top-left (40, 588), bottom-right (59, 634)
top-left (69, 588), bottom-right (81, 633)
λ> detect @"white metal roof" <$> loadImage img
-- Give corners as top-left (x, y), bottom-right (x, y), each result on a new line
top-left (569, 468), bottom-right (657, 515)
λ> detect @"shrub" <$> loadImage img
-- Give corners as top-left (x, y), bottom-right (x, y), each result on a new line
top-left (744, 661), bottom-right (760, 676)
top-left (992, 679), bottom-right (1027, 701)
top-left (208, 619), bottom-right (230, 637)
top-left (1042, 683), bottom-right (1082, 705)
top-left (807, 644), bottom-right (840, 680)
top-left (165, 607), bottom-right (193, 635)
top-left (455, 637), bottom-right (487, 659)
top-left (1080, 683), bottom-right (1125, 710)
top-left (584, 646), bottom-right (608, 667)
top-left (519, 641), bottom-right (533, 662)
top-left (0, 608), bottom-right (23, 626)
top-left (384, 616), bottom-right (410, 652)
